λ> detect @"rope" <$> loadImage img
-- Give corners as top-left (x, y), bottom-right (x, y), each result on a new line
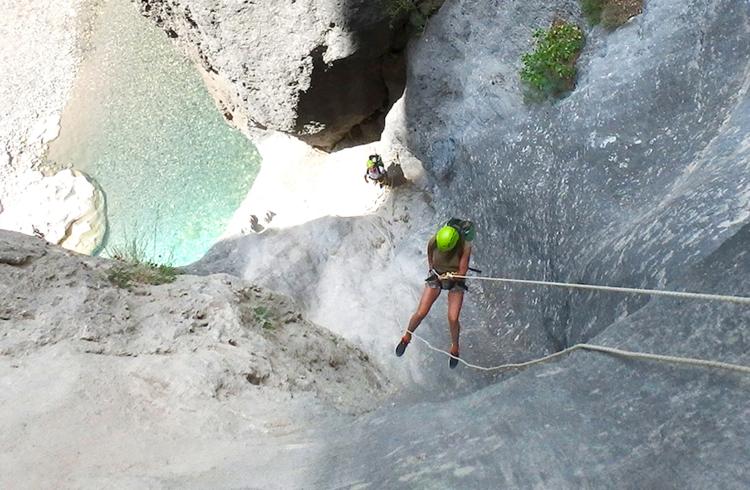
top-left (402, 273), bottom-right (750, 374)
top-left (407, 330), bottom-right (750, 374)
top-left (402, 272), bottom-right (750, 374)
top-left (446, 273), bottom-right (750, 305)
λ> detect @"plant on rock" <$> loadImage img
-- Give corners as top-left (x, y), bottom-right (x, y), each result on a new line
top-left (581, 0), bottom-right (644, 29)
top-left (520, 21), bottom-right (585, 100)
top-left (253, 306), bottom-right (276, 330)
top-left (107, 236), bottom-right (177, 288)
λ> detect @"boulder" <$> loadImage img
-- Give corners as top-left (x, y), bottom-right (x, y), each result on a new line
top-left (0, 169), bottom-right (106, 255)
top-left (0, 229), bottom-right (389, 487)
top-left (137, 0), bottom-right (407, 149)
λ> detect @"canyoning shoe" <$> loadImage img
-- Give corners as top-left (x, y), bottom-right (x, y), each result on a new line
top-left (395, 336), bottom-right (411, 357)
top-left (449, 350), bottom-right (460, 369)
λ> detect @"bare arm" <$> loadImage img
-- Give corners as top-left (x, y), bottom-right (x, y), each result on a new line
top-left (457, 243), bottom-right (472, 277)
top-left (427, 238), bottom-right (436, 270)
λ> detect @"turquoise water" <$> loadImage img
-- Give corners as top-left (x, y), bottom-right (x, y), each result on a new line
top-left (49, 0), bottom-right (259, 266)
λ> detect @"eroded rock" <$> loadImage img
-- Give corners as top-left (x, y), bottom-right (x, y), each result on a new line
top-left (0, 230), bottom-right (388, 413)
top-left (0, 169), bottom-right (106, 254)
top-left (136, 0), bottom-right (408, 148)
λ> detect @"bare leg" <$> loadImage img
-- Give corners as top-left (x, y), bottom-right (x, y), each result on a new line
top-left (404, 286), bottom-right (441, 340)
top-left (446, 290), bottom-right (465, 354)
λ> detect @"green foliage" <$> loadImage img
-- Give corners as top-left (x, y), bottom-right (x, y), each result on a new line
top-left (106, 234), bottom-right (177, 289)
top-left (107, 262), bottom-right (177, 289)
top-left (253, 306), bottom-right (276, 330)
top-left (107, 260), bottom-right (177, 289)
top-left (109, 236), bottom-right (151, 265)
top-left (520, 21), bottom-right (585, 100)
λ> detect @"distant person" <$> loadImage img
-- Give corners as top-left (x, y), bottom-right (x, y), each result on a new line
top-left (249, 214), bottom-right (264, 233)
top-left (364, 154), bottom-right (388, 188)
top-left (396, 219), bottom-right (475, 368)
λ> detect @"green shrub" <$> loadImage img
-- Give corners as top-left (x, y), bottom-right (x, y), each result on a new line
top-left (106, 235), bottom-right (177, 288)
top-left (580, 0), bottom-right (644, 29)
top-left (253, 306), bottom-right (275, 330)
top-left (386, 0), bottom-right (418, 19)
top-left (520, 21), bottom-right (585, 100)
top-left (107, 262), bottom-right (177, 289)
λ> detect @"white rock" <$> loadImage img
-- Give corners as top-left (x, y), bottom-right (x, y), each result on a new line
top-left (28, 114), bottom-right (62, 144)
top-left (0, 168), bottom-right (106, 254)
top-left (0, 229), bottom-right (389, 487)
top-left (41, 114), bottom-right (62, 144)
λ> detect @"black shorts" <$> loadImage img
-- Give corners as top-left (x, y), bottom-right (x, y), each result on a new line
top-left (426, 276), bottom-right (468, 292)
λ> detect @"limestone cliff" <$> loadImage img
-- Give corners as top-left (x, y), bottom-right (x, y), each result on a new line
top-left (0, 230), bottom-right (389, 486)
top-left (1, 0), bottom-right (749, 487)
top-left (0, 0), bottom-right (106, 254)
top-left (136, 0), bottom-right (408, 148)
top-left (192, 0), bottom-right (750, 486)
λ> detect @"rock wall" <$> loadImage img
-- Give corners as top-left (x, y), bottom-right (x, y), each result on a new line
top-left (137, 0), bottom-right (408, 148)
top-left (391, 0), bottom-right (750, 359)
top-left (2, 0), bottom-right (749, 486)
top-left (195, 0), bottom-right (750, 486)
top-left (0, 230), bottom-right (389, 486)
top-left (0, 0), bottom-right (106, 254)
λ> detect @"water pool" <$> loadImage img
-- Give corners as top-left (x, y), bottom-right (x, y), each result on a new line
top-left (49, 0), bottom-right (260, 266)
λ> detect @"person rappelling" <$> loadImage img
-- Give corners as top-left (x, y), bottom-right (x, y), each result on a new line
top-left (396, 219), bottom-right (476, 368)
top-left (364, 154), bottom-right (388, 188)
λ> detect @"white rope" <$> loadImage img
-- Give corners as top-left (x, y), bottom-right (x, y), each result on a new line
top-left (407, 330), bottom-right (750, 374)
top-left (446, 273), bottom-right (750, 305)
top-left (401, 273), bottom-right (750, 373)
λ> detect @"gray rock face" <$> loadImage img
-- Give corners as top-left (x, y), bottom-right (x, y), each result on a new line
top-left (314, 0), bottom-right (749, 486)
top-left (0, 230), bottom-right (387, 413)
top-left (396, 0), bottom-right (750, 362)
top-left (4, 0), bottom-right (749, 486)
top-left (137, 0), bottom-right (406, 148)
top-left (0, 230), bottom-right (391, 486)
top-left (196, 0), bottom-right (750, 487)
top-left (316, 223), bottom-right (750, 488)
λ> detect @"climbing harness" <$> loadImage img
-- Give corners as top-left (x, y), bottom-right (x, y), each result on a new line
top-left (403, 272), bottom-right (750, 374)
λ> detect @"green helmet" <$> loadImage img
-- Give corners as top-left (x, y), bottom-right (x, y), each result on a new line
top-left (436, 225), bottom-right (460, 251)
